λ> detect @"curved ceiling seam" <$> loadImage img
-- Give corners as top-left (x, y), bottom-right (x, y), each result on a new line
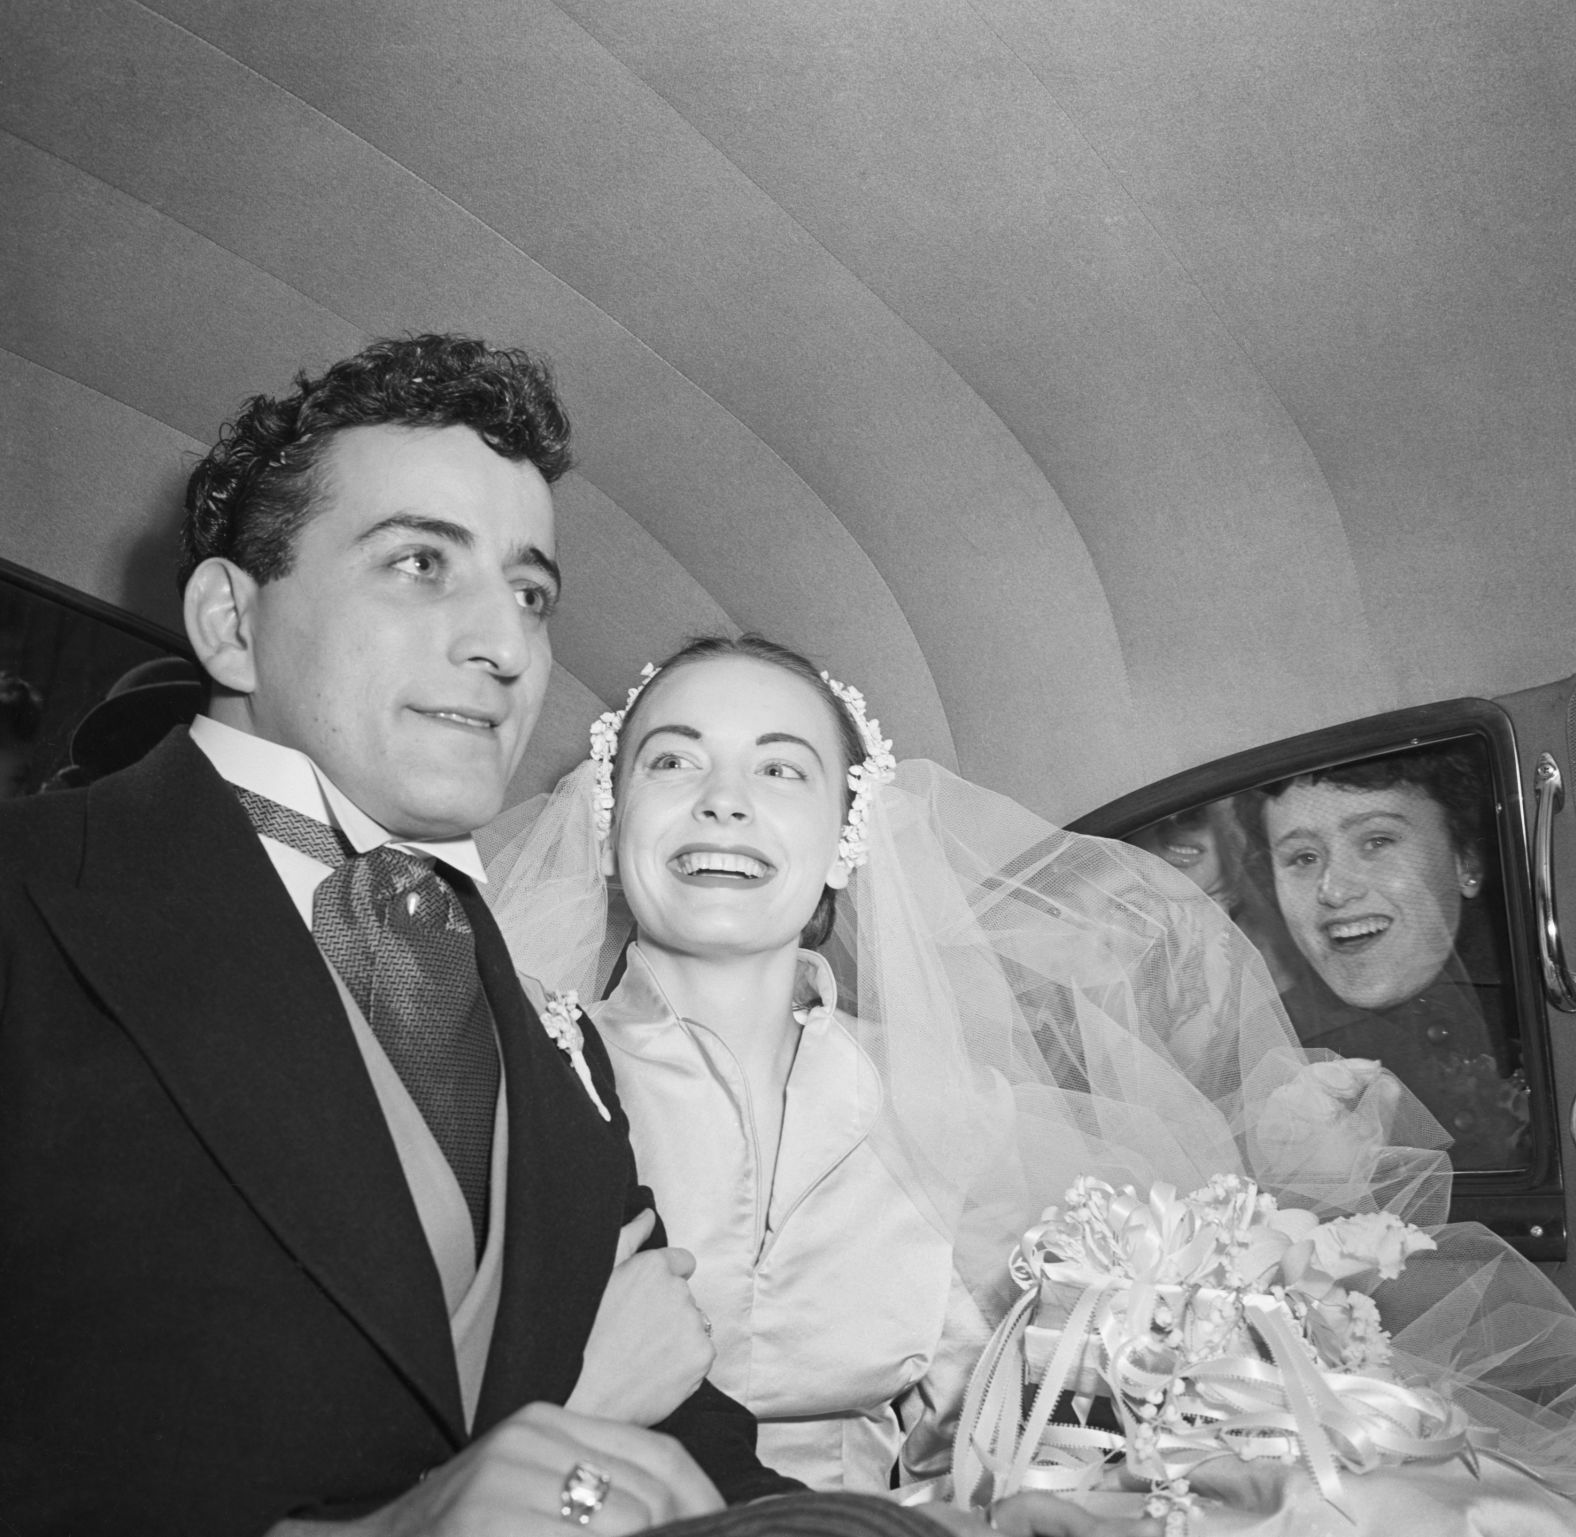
top-left (2, 127), bottom-right (376, 403)
top-left (134, 0), bottom-right (1089, 748)
top-left (544, 1), bottom-right (1089, 532)
top-left (6, 97), bottom-right (839, 623)
top-left (135, 0), bottom-right (908, 528)
top-left (0, 329), bottom-right (207, 453)
top-left (543, 5), bottom-right (1146, 724)
top-left (961, 0), bottom-right (1379, 672)
top-left (4, 137), bottom-right (911, 728)
top-left (958, 3), bottom-right (1333, 466)
top-left (49, 6), bottom-right (1072, 761)
top-left (120, 7), bottom-right (943, 699)
top-left (551, 483), bottom-right (749, 701)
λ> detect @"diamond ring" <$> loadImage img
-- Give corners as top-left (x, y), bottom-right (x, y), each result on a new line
top-left (560, 1460), bottom-right (613, 1525)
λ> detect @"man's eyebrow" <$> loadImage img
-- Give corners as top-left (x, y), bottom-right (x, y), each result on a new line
top-left (513, 543), bottom-right (562, 594)
top-left (354, 513), bottom-right (474, 548)
top-left (353, 515), bottom-right (562, 591)
top-left (758, 732), bottom-right (824, 766)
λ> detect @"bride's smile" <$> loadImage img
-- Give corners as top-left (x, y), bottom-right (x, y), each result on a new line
top-left (607, 655), bottom-right (850, 963)
top-left (669, 845), bottom-right (776, 882)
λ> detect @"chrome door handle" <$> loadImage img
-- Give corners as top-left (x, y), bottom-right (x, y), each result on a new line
top-left (1533, 752), bottom-right (1576, 1012)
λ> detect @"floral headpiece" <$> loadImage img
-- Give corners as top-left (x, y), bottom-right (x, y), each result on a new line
top-left (819, 671), bottom-right (896, 869)
top-left (585, 659), bottom-right (896, 870)
top-left (588, 663), bottom-right (659, 841)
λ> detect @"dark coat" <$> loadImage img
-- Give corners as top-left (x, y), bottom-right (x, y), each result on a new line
top-left (0, 730), bottom-right (791, 1536)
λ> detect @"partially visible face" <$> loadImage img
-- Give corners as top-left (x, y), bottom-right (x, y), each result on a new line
top-left (610, 656), bottom-right (850, 965)
top-left (1264, 779), bottom-right (1477, 1010)
top-left (236, 423), bottom-right (558, 838)
top-left (1130, 805), bottom-right (1232, 907)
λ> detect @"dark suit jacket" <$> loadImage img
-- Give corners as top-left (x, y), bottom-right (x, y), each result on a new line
top-left (0, 731), bottom-right (793, 1535)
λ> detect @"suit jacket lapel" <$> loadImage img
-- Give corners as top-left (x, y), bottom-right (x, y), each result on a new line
top-left (463, 881), bottom-right (631, 1433)
top-left (26, 732), bottom-right (468, 1444)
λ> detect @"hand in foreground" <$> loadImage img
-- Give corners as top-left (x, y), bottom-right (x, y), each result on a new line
top-left (566, 1207), bottom-right (716, 1425)
top-left (271, 1401), bottom-right (724, 1537)
top-left (1258, 1055), bottom-right (1404, 1185)
top-left (917, 1493), bottom-right (1163, 1537)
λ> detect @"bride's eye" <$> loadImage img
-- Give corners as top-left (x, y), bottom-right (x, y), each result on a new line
top-left (649, 751), bottom-right (689, 772)
top-left (761, 760), bottom-right (808, 781)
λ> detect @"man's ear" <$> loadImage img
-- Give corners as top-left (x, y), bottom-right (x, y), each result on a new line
top-left (184, 558), bottom-right (260, 696)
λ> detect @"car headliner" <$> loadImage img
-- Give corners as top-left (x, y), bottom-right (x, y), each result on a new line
top-left (4, 0), bottom-right (1575, 825)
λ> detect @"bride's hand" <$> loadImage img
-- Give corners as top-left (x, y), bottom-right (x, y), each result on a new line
top-left (565, 1208), bottom-right (716, 1426)
top-left (1256, 1056), bottom-right (1403, 1184)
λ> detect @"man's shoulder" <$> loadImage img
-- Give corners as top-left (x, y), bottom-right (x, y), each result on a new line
top-left (0, 779), bottom-right (90, 869)
top-left (0, 731), bottom-right (228, 881)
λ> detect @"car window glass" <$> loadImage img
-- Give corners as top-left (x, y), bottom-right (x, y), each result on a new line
top-left (1, 566), bottom-right (185, 795)
top-left (1125, 737), bottom-right (1531, 1173)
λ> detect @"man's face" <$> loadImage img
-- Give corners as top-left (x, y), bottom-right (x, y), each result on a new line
top-left (239, 423), bottom-right (557, 838)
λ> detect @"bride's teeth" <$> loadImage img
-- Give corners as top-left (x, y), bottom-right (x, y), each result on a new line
top-left (675, 851), bottom-right (767, 878)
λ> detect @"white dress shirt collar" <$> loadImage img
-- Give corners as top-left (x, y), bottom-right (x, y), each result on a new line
top-left (190, 715), bottom-right (487, 883)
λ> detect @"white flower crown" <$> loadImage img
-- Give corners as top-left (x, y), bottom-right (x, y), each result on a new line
top-left (586, 659), bottom-right (895, 869)
top-left (819, 672), bottom-right (896, 869)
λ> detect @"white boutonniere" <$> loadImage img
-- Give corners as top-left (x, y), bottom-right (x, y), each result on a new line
top-left (541, 990), bottom-right (611, 1121)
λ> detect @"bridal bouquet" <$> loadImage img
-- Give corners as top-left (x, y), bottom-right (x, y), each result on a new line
top-left (952, 1175), bottom-right (1475, 1530)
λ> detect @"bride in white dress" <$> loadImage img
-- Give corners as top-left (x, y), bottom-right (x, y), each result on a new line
top-left (487, 635), bottom-right (1576, 1519)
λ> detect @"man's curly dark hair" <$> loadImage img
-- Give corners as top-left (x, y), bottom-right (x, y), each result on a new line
top-left (178, 333), bottom-right (572, 591)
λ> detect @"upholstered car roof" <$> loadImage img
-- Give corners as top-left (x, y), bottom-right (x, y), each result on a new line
top-left (4, 0), bottom-right (1574, 821)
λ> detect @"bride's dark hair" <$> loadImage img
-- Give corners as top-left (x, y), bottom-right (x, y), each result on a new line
top-left (612, 633), bottom-right (865, 949)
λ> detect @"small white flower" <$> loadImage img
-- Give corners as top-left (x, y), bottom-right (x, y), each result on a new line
top-left (541, 990), bottom-right (611, 1121)
top-left (588, 666), bottom-right (666, 841)
top-left (823, 673), bottom-right (895, 870)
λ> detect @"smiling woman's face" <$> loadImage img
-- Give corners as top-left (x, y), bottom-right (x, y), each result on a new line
top-left (1130, 805), bottom-right (1233, 907)
top-left (1264, 779), bottom-right (1478, 1010)
top-left (608, 655), bottom-right (850, 966)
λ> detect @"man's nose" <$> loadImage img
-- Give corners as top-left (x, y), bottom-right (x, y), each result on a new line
top-left (453, 581), bottom-right (531, 677)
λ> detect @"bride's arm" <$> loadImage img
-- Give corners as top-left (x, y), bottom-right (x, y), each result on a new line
top-left (565, 1207), bottom-right (714, 1425)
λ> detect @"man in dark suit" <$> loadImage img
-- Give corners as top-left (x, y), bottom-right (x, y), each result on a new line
top-left (0, 334), bottom-right (795, 1536)
top-left (0, 333), bottom-right (1151, 1537)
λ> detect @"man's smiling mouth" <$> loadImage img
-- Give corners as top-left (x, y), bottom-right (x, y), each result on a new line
top-left (419, 708), bottom-right (499, 731)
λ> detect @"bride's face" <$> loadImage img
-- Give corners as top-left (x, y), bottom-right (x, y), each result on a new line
top-left (608, 655), bottom-right (850, 964)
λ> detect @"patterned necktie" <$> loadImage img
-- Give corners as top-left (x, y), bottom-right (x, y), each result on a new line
top-left (234, 786), bottom-right (498, 1256)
